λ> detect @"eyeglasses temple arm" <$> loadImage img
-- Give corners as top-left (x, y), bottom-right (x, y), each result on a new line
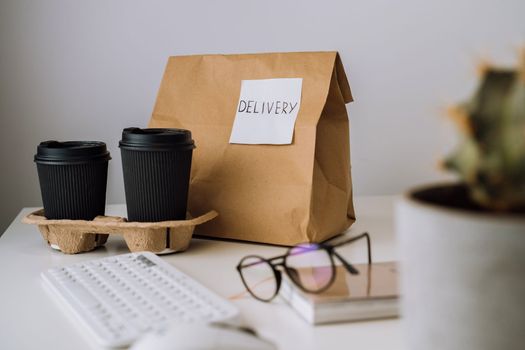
top-left (331, 232), bottom-right (372, 265)
top-left (332, 251), bottom-right (359, 275)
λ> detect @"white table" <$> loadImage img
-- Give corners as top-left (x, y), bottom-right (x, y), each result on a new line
top-left (0, 196), bottom-right (404, 350)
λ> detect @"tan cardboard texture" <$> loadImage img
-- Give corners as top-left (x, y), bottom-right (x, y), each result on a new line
top-left (149, 52), bottom-right (355, 245)
top-left (22, 210), bottom-right (218, 254)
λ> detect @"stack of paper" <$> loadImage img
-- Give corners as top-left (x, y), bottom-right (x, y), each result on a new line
top-left (280, 262), bottom-right (399, 325)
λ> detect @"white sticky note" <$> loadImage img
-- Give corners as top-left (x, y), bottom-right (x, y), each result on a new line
top-left (229, 78), bottom-right (303, 145)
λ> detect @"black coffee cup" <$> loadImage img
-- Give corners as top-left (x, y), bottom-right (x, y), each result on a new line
top-left (34, 141), bottom-right (111, 220)
top-left (119, 128), bottom-right (195, 222)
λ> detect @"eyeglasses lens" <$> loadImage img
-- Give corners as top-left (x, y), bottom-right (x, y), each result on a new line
top-left (285, 244), bottom-right (334, 292)
top-left (239, 256), bottom-right (277, 301)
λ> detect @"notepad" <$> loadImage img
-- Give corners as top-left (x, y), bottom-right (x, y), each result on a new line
top-left (280, 262), bottom-right (399, 325)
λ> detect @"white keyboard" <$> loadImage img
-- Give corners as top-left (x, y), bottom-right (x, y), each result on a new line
top-left (42, 252), bottom-right (239, 348)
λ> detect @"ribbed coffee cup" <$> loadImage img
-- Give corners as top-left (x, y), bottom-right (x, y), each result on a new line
top-left (34, 141), bottom-right (111, 220)
top-left (119, 128), bottom-right (195, 222)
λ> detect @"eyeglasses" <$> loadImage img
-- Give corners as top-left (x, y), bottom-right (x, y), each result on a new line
top-left (236, 232), bottom-right (371, 302)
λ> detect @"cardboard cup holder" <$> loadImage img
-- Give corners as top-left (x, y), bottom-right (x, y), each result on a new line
top-left (22, 209), bottom-right (218, 255)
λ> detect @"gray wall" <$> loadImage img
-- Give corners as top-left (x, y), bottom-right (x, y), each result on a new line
top-left (0, 0), bottom-right (524, 233)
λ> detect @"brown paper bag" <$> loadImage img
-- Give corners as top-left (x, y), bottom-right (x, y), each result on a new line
top-left (149, 51), bottom-right (355, 245)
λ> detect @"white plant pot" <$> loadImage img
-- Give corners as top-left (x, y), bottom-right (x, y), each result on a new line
top-left (396, 184), bottom-right (525, 350)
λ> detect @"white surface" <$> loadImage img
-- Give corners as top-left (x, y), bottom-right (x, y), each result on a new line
top-left (0, 196), bottom-right (402, 350)
top-left (397, 195), bottom-right (525, 350)
top-left (130, 323), bottom-right (276, 350)
top-left (229, 78), bottom-right (302, 145)
top-left (2, 0), bottom-right (525, 233)
top-left (42, 252), bottom-right (239, 348)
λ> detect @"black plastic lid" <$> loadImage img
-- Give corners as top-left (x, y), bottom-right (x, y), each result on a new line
top-left (119, 128), bottom-right (195, 151)
top-left (34, 141), bottom-right (111, 164)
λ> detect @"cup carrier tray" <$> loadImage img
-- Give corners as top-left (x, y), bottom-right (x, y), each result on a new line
top-left (22, 210), bottom-right (218, 255)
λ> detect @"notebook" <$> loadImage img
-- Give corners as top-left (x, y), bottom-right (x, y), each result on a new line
top-left (280, 261), bottom-right (399, 325)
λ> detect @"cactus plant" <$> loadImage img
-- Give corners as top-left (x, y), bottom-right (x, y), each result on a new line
top-left (444, 55), bottom-right (525, 212)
